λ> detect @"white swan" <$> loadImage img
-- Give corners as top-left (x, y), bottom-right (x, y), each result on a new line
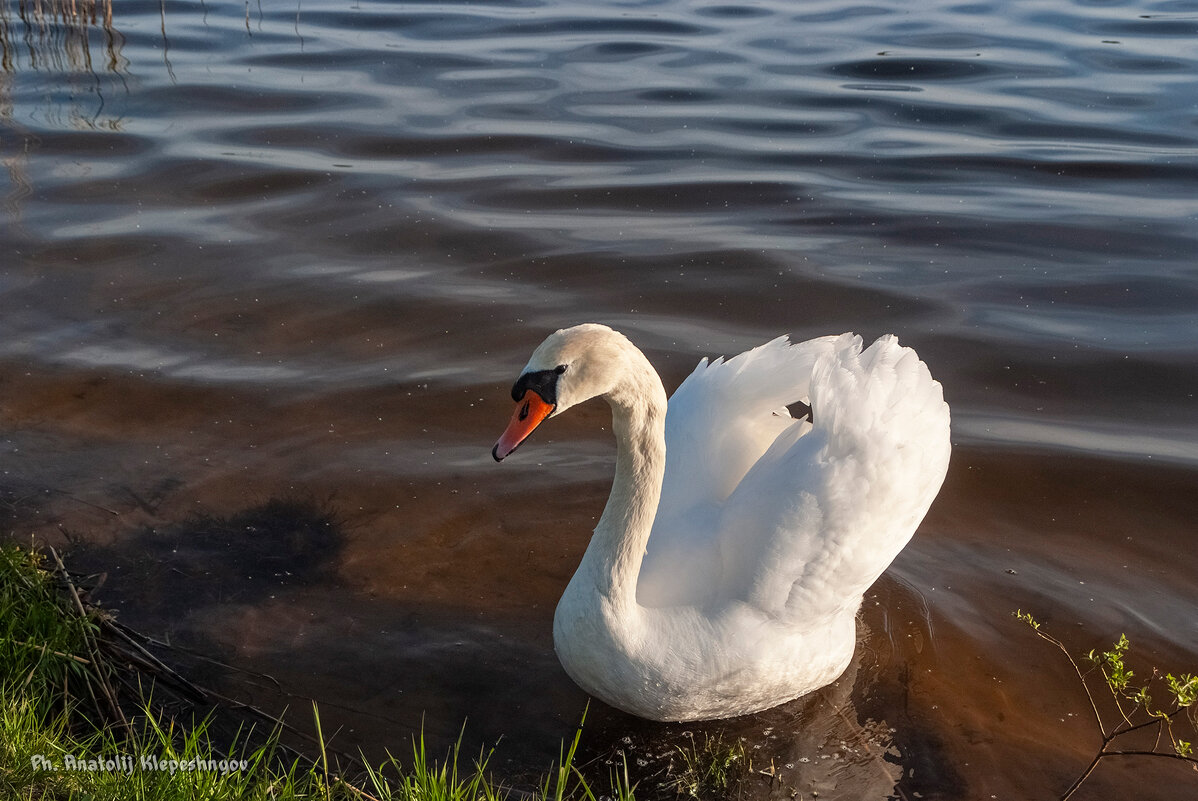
top-left (493, 324), bottom-right (950, 722)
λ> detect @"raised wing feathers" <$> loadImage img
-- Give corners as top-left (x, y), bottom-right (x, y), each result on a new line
top-left (637, 334), bottom-right (950, 619)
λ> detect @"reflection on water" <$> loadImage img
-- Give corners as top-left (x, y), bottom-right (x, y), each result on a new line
top-left (0, 0), bottom-right (123, 75)
top-left (0, 0), bottom-right (129, 213)
top-left (0, 0), bottom-right (128, 102)
top-left (1, 0), bottom-right (1196, 797)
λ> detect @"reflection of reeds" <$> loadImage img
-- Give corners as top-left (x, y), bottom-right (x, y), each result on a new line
top-left (1, 129), bottom-right (32, 219)
top-left (0, 0), bottom-right (126, 76)
top-left (0, 0), bottom-right (128, 217)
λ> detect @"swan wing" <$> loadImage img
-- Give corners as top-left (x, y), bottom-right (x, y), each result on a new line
top-left (637, 334), bottom-right (841, 607)
top-left (716, 334), bottom-right (951, 619)
top-left (661, 334), bottom-right (841, 512)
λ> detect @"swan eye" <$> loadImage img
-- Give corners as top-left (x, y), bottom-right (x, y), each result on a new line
top-left (555, 364), bottom-right (567, 375)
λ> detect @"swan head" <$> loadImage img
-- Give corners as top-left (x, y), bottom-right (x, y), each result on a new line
top-left (492, 323), bottom-right (632, 461)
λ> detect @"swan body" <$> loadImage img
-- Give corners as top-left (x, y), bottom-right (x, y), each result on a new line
top-left (493, 324), bottom-right (950, 721)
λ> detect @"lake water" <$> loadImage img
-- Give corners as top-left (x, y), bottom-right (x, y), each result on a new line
top-left (2, 0), bottom-right (1197, 797)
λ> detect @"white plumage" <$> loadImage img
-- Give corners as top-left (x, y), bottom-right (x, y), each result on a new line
top-left (494, 324), bottom-right (950, 721)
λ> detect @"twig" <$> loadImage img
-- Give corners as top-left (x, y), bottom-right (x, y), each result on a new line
top-left (99, 618), bottom-right (208, 703)
top-left (48, 546), bottom-right (128, 732)
top-left (1112, 706), bottom-right (1187, 739)
top-left (1098, 749), bottom-right (1198, 764)
top-left (1016, 612), bottom-right (1198, 801)
top-left (5, 637), bottom-right (92, 665)
top-left (1027, 625), bottom-right (1106, 734)
top-left (1103, 666), bottom-right (1138, 733)
top-left (1059, 752), bottom-right (1102, 801)
top-left (48, 489), bottom-right (121, 516)
top-left (135, 633), bottom-right (283, 689)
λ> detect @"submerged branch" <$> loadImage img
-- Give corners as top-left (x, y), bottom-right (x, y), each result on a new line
top-left (1015, 610), bottom-right (1198, 801)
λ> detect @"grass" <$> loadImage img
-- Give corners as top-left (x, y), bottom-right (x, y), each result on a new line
top-left (1, 696), bottom-right (315, 801)
top-left (0, 546), bottom-right (101, 723)
top-left (0, 542), bottom-right (639, 801)
top-left (667, 732), bottom-right (749, 800)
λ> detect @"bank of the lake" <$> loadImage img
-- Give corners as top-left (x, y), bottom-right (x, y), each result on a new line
top-left (0, 543), bottom-right (647, 801)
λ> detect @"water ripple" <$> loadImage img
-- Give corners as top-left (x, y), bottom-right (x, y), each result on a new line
top-left (2, 0), bottom-right (1197, 453)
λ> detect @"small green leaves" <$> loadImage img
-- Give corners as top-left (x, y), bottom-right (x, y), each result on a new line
top-left (1014, 610), bottom-right (1198, 799)
top-left (1082, 633), bottom-right (1136, 693)
top-left (1013, 609), bottom-right (1041, 630)
top-left (1167, 673), bottom-right (1197, 708)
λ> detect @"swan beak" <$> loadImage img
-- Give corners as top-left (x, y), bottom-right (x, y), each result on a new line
top-left (493, 391), bottom-right (555, 461)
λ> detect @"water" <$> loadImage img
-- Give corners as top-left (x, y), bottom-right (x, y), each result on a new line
top-left (2, 0), bottom-right (1197, 797)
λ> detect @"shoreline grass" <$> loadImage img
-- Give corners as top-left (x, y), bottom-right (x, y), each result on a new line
top-left (0, 542), bottom-right (637, 801)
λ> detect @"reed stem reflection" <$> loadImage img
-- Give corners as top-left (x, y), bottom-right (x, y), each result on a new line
top-left (0, 0), bottom-right (126, 77)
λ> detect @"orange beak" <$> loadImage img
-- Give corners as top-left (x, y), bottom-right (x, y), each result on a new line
top-left (493, 391), bottom-right (555, 461)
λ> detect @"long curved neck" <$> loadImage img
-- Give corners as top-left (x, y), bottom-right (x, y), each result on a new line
top-left (575, 349), bottom-right (667, 614)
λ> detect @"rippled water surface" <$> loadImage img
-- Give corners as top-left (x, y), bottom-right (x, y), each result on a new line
top-left (3, 0), bottom-right (1197, 797)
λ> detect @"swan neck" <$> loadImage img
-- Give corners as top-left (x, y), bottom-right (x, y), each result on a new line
top-left (583, 355), bottom-right (667, 611)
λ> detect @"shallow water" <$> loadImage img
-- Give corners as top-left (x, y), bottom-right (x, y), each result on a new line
top-left (2, 0), bottom-right (1197, 797)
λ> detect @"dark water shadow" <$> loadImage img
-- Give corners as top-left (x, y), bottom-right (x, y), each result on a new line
top-left (92, 496), bottom-right (342, 607)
